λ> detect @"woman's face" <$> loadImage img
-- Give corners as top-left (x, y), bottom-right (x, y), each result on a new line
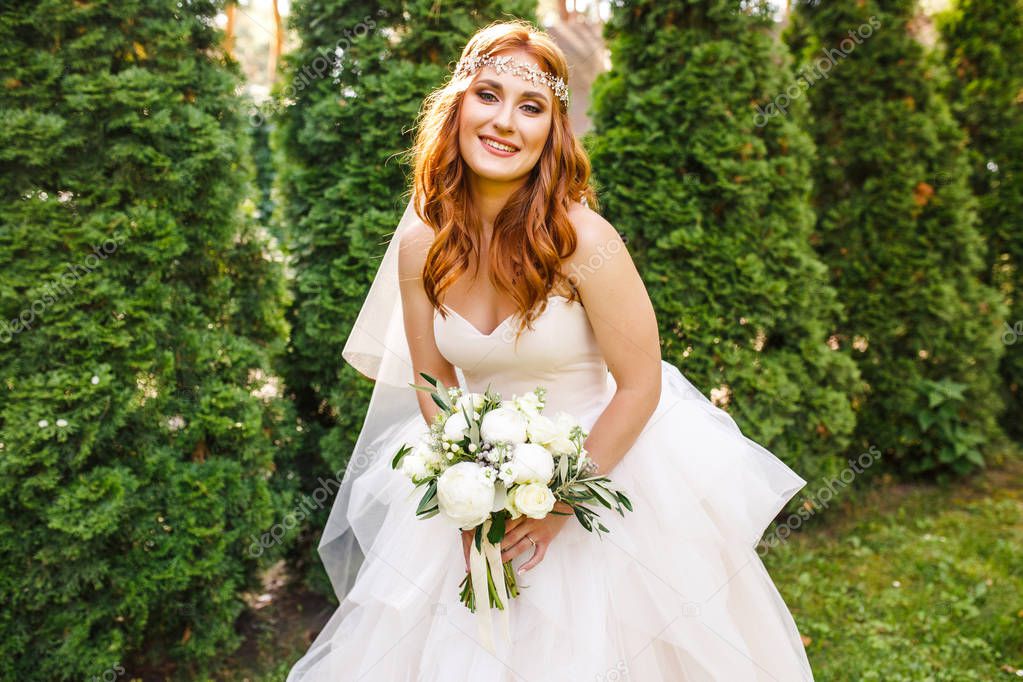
top-left (458, 49), bottom-right (555, 185)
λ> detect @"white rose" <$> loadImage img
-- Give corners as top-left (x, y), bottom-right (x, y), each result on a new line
top-left (400, 453), bottom-right (430, 482)
top-left (480, 406), bottom-right (527, 444)
top-left (436, 461), bottom-right (495, 530)
top-left (509, 482), bottom-right (556, 519)
top-left (443, 411), bottom-right (469, 441)
top-left (548, 412), bottom-right (581, 455)
top-left (509, 442), bottom-right (555, 484)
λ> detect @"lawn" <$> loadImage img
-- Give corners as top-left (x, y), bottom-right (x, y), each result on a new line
top-left (770, 457), bottom-right (1023, 681)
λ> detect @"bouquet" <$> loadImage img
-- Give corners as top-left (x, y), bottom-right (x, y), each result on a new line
top-left (391, 372), bottom-right (633, 653)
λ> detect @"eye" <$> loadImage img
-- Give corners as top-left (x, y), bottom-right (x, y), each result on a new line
top-left (478, 90), bottom-right (544, 115)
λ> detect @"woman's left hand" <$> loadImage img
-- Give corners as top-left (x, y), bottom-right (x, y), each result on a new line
top-left (499, 501), bottom-right (574, 574)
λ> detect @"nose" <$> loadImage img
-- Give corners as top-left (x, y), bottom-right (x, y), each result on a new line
top-left (492, 99), bottom-right (515, 133)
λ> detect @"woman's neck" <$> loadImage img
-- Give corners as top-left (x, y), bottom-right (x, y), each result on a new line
top-left (468, 172), bottom-right (527, 232)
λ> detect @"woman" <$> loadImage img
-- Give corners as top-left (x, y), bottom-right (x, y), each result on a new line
top-left (287, 19), bottom-right (814, 682)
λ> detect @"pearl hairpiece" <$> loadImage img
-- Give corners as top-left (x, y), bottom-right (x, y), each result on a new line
top-left (454, 50), bottom-right (569, 108)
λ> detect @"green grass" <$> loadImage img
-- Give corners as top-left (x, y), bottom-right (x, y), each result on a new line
top-left (762, 457), bottom-right (1023, 681)
top-left (203, 456), bottom-right (1023, 682)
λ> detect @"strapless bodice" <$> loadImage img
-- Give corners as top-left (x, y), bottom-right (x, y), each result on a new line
top-left (433, 295), bottom-right (616, 422)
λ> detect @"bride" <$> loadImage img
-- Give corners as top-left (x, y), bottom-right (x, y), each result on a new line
top-left (287, 19), bottom-right (815, 682)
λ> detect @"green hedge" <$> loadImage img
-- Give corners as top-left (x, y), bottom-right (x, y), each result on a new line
top-left (791, 0), bottom-right (1009, 476)
top-left (586, 0), bottom-right (862, 491)
top-left (938, 0), bottom-right (1023, 442)
top-left (0, 2), bottom-right (296, 679)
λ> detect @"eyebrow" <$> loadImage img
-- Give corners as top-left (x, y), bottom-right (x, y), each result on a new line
top-left (475, 78), bottom-right (550, 106)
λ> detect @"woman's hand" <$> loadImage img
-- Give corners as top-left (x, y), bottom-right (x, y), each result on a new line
top-left (502, 501), bottom-right (574, 573)
top-left (461, 502), bottom-right (574, 574)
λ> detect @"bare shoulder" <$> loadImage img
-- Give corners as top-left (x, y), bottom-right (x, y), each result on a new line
top-left (564, 202), bottom-right (628, 272)
top-left (397, 216), bottom-right (435, 278)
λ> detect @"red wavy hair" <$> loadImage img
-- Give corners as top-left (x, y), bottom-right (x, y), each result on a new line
top-left (405, 19), bottom-right (599, 340)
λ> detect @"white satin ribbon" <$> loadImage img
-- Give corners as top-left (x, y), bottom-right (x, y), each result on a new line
top-left (468, 517), bottom-right (512, 655)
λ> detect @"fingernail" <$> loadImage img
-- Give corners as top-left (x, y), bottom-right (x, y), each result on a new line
top-left (517, 568), bottom-right (525, 575)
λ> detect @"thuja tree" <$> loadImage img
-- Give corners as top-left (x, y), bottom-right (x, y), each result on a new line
top-left (273, 0), bottom-right (534, 595)
top-left (790, 0), bottom-right (1008, 475)
top-left (586, 0), bottom-right (863, 490)
top-left (0, 1), bottom-right (296, 679)
top-left (938, 0), bottom-right (1023, 441)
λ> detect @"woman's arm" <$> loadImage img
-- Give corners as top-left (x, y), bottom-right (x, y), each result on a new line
top-left (397, 219), bottom-right (460, 426)
top-left (564, 205), bottom-right (663, 475)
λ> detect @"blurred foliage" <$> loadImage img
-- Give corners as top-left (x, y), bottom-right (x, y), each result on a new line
top-left (586, 0), bottom-right (863, 491)
top-left (938, 0), bottom-right (1023, 442)
top-left (789, 0), bottom-right (1009, 476)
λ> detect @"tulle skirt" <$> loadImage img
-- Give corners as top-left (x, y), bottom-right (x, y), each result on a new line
top-left (287, 361), bottom-right (814, 681)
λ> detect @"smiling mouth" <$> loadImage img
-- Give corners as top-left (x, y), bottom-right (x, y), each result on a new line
top-left (480, 136), bottom-right (519, 153)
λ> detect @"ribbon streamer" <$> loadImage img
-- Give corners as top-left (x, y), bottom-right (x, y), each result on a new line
top-left (468, 517), bottom-right (512, 655)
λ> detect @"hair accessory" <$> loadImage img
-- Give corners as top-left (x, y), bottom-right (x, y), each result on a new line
top-left (454, 50), bottom-right (569, 107)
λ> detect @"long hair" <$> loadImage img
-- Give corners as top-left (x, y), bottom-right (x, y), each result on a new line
top-left (407, 19), bottom-right (599, 339)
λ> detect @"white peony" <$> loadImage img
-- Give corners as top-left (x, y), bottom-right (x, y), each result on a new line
top-left (414, 440), bottom-right (444, 471)
top-left (507, 482), bottom-right (556, 520)
top-left (443, 411), bottom-right (469, 441)
top-left (508, 442), bottom-right (555, 484)
top-left (480, 406), bottom-right (528, 444)
top-left (512, 391), bottom-right (544, 417)
top-left (455, 392), bottom-right (486, 417)
top-left (436, 461), bottom-right (495, 530)
top-left (525, 414), bottom-right (558, 445)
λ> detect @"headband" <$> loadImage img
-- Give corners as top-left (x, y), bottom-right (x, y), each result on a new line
top-left (454, 50), bottom-right (569, 107)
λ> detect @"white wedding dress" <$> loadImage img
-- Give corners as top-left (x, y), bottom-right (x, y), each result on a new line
top-left (287, 293), bottom-right (815, 681)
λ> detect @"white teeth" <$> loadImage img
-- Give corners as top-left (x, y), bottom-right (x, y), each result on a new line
top-left (482, 137), bottom-right (517, 153)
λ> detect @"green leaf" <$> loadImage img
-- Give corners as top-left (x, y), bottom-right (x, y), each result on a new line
top-left (587, 483), bottom-right (616, 510)
top-left (487, 513), bottom-right (506, 544)
top-left (415, 479), bottom-right (437, 515)
top-left (391, 443), bottom-right (412, 470)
